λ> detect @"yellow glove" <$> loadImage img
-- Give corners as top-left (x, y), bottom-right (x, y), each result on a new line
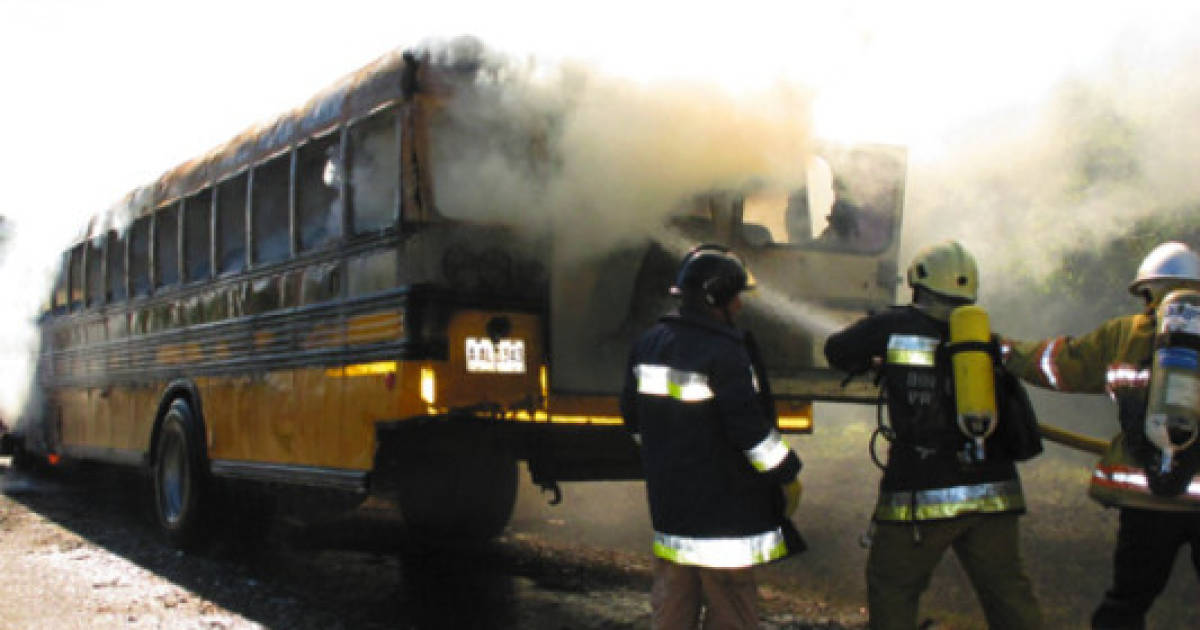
top-left (782, 477), bottom-right (802, 518)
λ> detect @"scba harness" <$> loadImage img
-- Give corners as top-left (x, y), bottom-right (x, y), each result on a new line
top-left (870, 328), bottom-right (1042, 472)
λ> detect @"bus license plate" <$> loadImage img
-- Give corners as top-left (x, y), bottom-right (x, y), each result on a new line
top-left (465, 338), bottom-right (526, 374)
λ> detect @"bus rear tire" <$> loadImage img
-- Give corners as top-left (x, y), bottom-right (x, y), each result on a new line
top-left (381, 419), bottom-right (518, 544)
top-left (153, 399), bottom-right (209, 550)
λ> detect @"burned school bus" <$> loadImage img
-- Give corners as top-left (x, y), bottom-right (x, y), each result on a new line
top-left (18, 42), bottom-right (906, 547)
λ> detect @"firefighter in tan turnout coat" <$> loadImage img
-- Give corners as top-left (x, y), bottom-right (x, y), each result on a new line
top-left (1002, 241), bottom-right (1200, 630)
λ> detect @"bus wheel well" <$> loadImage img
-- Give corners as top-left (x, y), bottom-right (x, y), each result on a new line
top-left (374, 415), bottom-right (518, 543)
top-left (148, 381), bottom-right (207, 467)
top-left (152, 397), bottom-right (212, 549)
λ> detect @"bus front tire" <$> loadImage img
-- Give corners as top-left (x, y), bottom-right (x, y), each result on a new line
top-left (153, 399), bottom-right (209, 550)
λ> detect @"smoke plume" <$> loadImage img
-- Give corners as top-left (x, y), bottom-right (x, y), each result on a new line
top-left (427, 39), bottom-right (815, 262)
top-left (905, 44), bottom-right (1200, 337)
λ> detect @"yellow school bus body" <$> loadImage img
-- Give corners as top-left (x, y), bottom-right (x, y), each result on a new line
top-left (23, 41), bottom-right (898, 545)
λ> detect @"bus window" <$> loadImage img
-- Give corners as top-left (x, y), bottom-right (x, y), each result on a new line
top-left (51, 253), bottom-right (68, 312)
top-left (129, 216), bottom-right (151, 297)
top-left (349, 109), bottom-right (398, 234)
top-left (738, 149), bottom-right (901, 255)
top-left (251, 153), bottom-right (291, 266)
top-left (106, 230), bottom-right (127, 302)
top-left (664, 195), bottom-right (725, 245)
top-left (68, 244), bottom-right (84, 310)
top-left (184, 190), bottom-right (212, 282)
top-left (85, 238), bottom-right (103, 307)
top-left (216, 173), bottom-right (248, 275)
top-left (740, 189), bottom-right (793, 246)
top-left (155, 204), bottom-right (180, 288)
top-left (297, 132), bottom-right (343, 251)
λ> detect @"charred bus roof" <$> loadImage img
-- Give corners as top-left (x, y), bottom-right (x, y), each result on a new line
top-left (85, 41), bottom-right (483, 242)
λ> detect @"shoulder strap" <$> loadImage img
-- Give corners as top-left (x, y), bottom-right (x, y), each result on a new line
top-left (742, 330), bottom-right (777, 424)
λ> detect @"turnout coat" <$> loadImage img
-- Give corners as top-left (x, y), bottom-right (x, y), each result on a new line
top-left (1005, 312), bottom-right (1200, 510)
top-left (825, 305), bottom-right (1028, 523)
top-left (620, 307), bottom-right (803, 568)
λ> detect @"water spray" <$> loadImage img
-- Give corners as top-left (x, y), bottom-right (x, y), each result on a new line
top-left (656, 229), bottom-right (852, 337)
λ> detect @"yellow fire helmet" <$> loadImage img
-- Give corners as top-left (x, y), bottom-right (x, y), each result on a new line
top-left (906, 240), bottom-right (979, 303)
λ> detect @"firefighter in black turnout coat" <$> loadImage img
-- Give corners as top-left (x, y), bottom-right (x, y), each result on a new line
top-left (824, 240), bottom-right (1042, 630)
top-left (622, 244), bottom-right (804, 630)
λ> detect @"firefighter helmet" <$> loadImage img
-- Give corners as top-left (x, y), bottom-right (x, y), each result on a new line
top-left (1128, 241), bottom-right (1200, 296)
top-left (906, 240), bottom-right (978, 303)
top-left (671, 244), bottom-right (756, 307)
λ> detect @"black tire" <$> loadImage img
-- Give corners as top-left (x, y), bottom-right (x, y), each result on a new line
top-left (385, 420), bottom-right (518, 543)
top-left (9, 441), bottom-right (34, 472)
top-left (153, 399), bottom-right (209, 550)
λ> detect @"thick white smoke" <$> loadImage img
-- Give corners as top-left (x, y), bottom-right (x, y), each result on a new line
top-left (905, 44), bottom-right (1200, 320)
top-left (427, 43), bottom-right (815, 262)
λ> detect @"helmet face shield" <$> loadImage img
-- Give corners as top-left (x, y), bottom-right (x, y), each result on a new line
top-left (906, 240), bottom-right (979, 303)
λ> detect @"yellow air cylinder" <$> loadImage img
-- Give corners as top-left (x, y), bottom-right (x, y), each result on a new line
top-left (949, 305), bottom-right (997, 462)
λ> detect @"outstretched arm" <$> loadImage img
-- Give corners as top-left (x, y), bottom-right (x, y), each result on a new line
top-left (1001, 320), bottom-right (1124, 394)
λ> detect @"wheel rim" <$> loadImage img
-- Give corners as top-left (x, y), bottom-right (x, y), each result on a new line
top-left (158, 426), bottom-right (189, 527)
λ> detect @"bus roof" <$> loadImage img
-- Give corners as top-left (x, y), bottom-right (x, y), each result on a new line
top-left (86, 41), bottom-right (476, 241)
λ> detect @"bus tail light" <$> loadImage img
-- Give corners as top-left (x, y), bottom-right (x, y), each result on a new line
top-left (420, 366), bottom-right (436, 406)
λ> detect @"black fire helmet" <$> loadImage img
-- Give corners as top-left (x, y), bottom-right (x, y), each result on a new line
top-left (670, 243), bottom-right (757, 308)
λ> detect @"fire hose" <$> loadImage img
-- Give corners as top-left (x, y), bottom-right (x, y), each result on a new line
top-left (1038, 422), bottom-right (1108, 456)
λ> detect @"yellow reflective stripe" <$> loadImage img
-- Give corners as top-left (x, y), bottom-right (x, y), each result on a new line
top-left (635, 364), bottom-right (714, 402)
top-left (873, 480), bottom-right (1025, 521)
top-left (745, 430), bottom-right (790, 472)
top-left (652, 529), bottom-right (788, 568)
top-left (886, 335), bottom-right (938, 367)
top-left (326, 360), bottom-right (398, 377)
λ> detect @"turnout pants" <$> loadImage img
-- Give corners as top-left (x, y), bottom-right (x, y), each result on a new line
top-left (866, 513), bottom-right (1042, 630)
top-left (1091, 508), bottom-right (1200, 630)
top-left (651, 557), bottom-right (759, 630)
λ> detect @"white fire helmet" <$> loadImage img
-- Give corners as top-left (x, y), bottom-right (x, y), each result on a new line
top-left (1128, 241), bottom-right (1200, 297)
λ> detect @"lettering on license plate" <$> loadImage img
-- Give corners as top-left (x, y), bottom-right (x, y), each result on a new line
top-left (466, 338), bottom-right (526, 373)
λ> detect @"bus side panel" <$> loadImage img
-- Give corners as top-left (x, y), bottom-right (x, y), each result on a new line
top-left (83, 388), bottom-right (103, 449)
top-left (107, 385), bottom-right (134, 452)
top-left (59, 388), bottom-right (86, 448)
top-left (264, 370), bottom-right (301, 464)
top-left (131, 383), bottom-right (158, 456)
top-left (341, 367), bottom-right (405, 470)
top-left (233, 375), bottom-right (258, 462)
top-left (198, 376), bottom-right (237, 461)
top-left (295, 365), bottom-right (346, 469)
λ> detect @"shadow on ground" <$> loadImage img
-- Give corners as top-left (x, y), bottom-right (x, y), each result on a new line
top-left (0, 459), bottom-right (650, 630)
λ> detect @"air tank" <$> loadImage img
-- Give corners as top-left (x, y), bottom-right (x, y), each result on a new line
top-left (949, 305), bottom-right (997, 463)
top-left (1145, 289), bottom-right (1200, 474)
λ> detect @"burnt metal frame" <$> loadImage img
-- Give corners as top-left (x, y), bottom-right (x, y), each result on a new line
top-left (53, 102), bottom-right (406, 320)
